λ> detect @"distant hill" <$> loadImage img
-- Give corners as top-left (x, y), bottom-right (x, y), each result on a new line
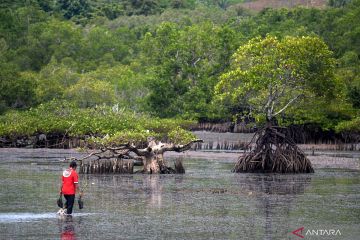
top-left (238, 0), bottom-right (328, 11)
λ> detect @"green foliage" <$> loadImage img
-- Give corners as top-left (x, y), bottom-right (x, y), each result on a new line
top-left (15, 18), bottom-right (82, 71)
top-left (335, 117), bottom-right (360, 133)
top-left (215, 35), bottom-right (337, 123)
top-left (64, 77), bottom-right (116, 108)
top-left (348, 86), bottom-right (360, 109)
top-left (0, 0), bottom-right (359, 135)
top-left (283, 99), bottom-right (355, 130)
top-left (167, 126), bottom-right (196, 144)
top-left (84, 65), bottom-right (149, 110)
top-left (102, 130), bottom-right (157, 146)
top-left (143, 21), bottom-right (239, 119)
top-left (336, 51), bottom-right (360, 109)
top-left (82, 26), bottom-right (129, 64)
top-left (35, 58), bottom-right (80, 102)
top-left (56, 0), bottom-right (92, 22)
top-left (198, 0), bottom-right (245, 9)
top-left (0, 61), bottom-right (37, 112)
top-left (328, 0), bottom-right (352, 7)
top-left (0, 101), bottom-right (195, 143)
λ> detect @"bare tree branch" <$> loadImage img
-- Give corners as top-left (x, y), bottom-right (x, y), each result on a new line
top-left (162, 139), bottom-right (204, 153)
top-left (273, 94), bottom-right (302, 117)
top-left (193, 57), bottom-right (201, 67)
top-left (105, 144), bottom-right (149, 156)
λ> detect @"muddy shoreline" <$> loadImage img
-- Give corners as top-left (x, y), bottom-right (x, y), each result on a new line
top-left (165, 150), bottom-right (360, 170)
top-left (0, 148), bottom-right (359, 171)
top-left (2, 130), bottom-right (359, 151)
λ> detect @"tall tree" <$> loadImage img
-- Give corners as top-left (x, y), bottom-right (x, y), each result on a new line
top-left (143, 22), bottom-right (237, 119)
top-left (215, 35), bottom-right (336, 123)
top-left (215, 35), bottom-right (336, 173)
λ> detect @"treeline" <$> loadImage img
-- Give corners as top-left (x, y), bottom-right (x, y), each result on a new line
top-left (0, 100), bottom-right (196, 147)
top-left (0, 0), bottom-right (245, 23)
top-left (0, 0), bottom-right (359, 136)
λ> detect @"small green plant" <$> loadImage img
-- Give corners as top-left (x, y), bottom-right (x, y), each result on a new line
top-left (0, 100), bottom-right (195, 144)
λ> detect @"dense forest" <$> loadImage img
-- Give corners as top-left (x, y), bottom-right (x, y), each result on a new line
top-left (0, 0), bottom-right (359, 144)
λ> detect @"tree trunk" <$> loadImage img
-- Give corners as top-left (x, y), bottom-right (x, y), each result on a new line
top-left (76, 139), bottom-right (203, 174)
top-left (143, 152), bottom-right (168, 174)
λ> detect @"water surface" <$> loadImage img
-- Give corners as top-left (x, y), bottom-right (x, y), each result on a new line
top-left (0, 148), bottom-right (359, 239)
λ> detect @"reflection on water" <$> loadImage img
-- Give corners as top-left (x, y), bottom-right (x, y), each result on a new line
top-left (58, 215), bottom-right (76, 240)
top-left (148, 175), bottom-right (163, 208)
top-left (0, 149), bottom-right (359, 239)
top-left (235, 174), bottom-right (312, 240)
top-left (238, 174), bottom-right (312, 195)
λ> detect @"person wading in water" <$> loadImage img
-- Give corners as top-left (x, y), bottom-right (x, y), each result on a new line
top-left (60, 161), bottom-right (80, 215)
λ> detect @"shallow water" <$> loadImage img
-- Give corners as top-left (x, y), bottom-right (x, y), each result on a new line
top-left (0, 149), bottom-right (359, 239)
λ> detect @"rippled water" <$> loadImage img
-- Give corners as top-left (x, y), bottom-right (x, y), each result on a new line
top-left (0, 149), bottom-right (359, 239)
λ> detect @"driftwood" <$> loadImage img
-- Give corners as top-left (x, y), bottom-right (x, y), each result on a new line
top-left (233, 126), bottom-right (314, 173)
top-left (76, 139), bottom-right (203, 174)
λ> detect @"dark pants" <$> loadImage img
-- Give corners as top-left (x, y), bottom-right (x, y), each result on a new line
top-left (64, 194), bottom-right (75, 214)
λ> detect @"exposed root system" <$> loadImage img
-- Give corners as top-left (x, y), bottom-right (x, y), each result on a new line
top-left (233, 126), bottom-right (314, 173)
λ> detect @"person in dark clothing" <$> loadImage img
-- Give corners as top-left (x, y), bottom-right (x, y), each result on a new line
top-left (60, 161), bottom-right (80, 215)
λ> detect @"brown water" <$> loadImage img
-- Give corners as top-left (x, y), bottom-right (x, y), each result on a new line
top-left (0, 148), bottom-right (359, 239)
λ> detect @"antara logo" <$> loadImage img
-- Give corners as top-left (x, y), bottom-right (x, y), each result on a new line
top-left (291, 227), bottom-right (341, 238)
top-left (292, 227), bottom-right (304, 238)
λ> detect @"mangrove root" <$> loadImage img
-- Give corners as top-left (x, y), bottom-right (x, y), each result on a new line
top-left (76, 139), bottom-right (202, 174)
top-left (233, 126), bottom-right (314, 173)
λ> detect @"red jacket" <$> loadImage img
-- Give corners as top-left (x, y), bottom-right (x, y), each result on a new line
top-left (62, 168), bottom-right (78, 195)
